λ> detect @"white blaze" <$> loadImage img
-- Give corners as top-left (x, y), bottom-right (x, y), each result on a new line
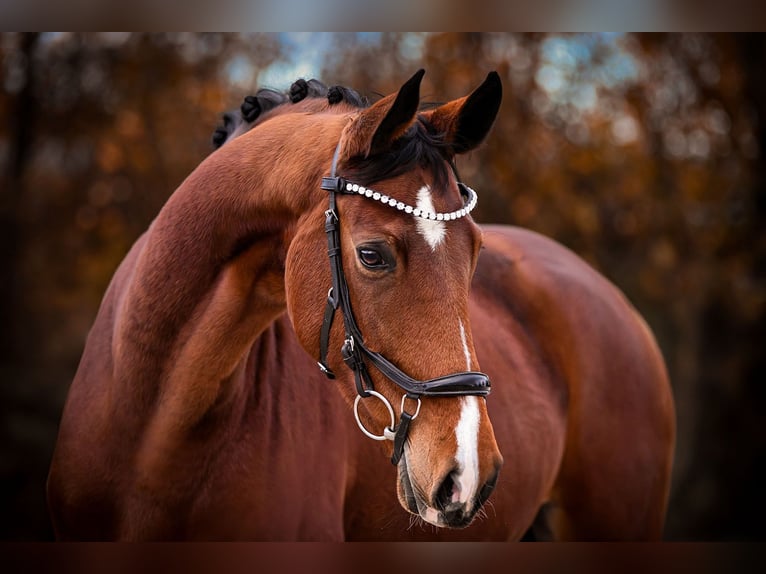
top-left (453, 320), bottom-right (480, 506)
top-left (415, 185), bottom-right (446, 250)
top-left (454, 396), bottom-right (481, 506)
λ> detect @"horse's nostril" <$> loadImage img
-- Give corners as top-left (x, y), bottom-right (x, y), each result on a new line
top-left (478, 468), bottom-right (500, 506)
top-left (434, 470), bottom-right (457, 512)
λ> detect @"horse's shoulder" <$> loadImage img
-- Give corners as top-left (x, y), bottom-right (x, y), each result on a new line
top-left (478, 224), bottom-right (607, 289)
top-left (475, 224), bottom-right (671, 401)
top-left (475, 224), bottom-right (645, 342)
top-left (482, 223), bottom-right (625, 296)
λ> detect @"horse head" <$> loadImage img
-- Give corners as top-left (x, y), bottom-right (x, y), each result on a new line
top-left (284, 70), bottom-right (504, 528)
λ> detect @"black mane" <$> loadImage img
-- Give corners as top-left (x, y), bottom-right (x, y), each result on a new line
top-left (341, 116), bottom-right (453, 190)
top-left (212, 78), bottom-right (368, 149)
top-left (212, 78), bottom-right (453, 189)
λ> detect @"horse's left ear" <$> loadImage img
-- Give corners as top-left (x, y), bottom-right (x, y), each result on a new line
top-left (425, 71), bottom-right (503, 154)
top-left (340, 69), bottom-right (425, 160)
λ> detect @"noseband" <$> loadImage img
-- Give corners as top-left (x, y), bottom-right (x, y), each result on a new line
top-left (317, 143), bottom-right (491, 465)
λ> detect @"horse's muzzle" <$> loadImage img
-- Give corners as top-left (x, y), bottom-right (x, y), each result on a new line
top-left (397, 454), bottom-right (501, 529)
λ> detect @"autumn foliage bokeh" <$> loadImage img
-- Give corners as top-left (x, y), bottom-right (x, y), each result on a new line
top-left (1, 33), bottom-right (764, 540)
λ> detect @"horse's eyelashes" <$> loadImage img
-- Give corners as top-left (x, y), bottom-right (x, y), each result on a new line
top-left (356, 243), bottom-right (395, 271)
top-left (358, 247), bottom-right (387, 270)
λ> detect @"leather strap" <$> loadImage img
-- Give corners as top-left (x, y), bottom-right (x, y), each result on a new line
top-left (391, 410), bottom-right (414, 465)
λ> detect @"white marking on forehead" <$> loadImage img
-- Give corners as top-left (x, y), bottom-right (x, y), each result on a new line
top-left (454, 396), bottom-right (481, 507)
top-left (415, 186), bottom-right (446, 251)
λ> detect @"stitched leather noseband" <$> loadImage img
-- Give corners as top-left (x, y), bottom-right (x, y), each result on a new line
top-left (317, 143), bottom-right (491, 465)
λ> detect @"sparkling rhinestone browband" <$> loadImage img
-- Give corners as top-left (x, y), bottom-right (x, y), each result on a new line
top-left (341, 180), bottom-right (478, 222)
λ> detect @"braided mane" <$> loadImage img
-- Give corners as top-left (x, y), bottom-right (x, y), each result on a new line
top-left (212, 78), bottom-right (452, 188)
top-left (212, 79), bottom-right (367, 149)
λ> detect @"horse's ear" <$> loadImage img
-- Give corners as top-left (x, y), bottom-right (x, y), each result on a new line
top-left (341, 69), bottom-right (425, 160)
top-left (425, 71), bottom-right (502, 155)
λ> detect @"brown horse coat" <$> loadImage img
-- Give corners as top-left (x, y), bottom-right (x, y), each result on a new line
top-left (47, 72), bottom-right (674, 540)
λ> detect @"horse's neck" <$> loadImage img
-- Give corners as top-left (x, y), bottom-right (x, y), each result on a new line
top-left (109, 117), bottom-right (339, 429)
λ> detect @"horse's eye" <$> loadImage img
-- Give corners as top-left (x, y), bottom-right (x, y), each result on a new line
top-left (358, 247), bottom-right (387, 270)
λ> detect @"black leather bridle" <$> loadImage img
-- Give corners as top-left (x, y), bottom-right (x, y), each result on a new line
top-left (317, 143), bottom-right (491, 465)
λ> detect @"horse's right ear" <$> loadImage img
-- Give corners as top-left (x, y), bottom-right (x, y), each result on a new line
top-left (340, 69), bottom-right (425, 160)
top-left (424, 71), bottom-right (503, 155)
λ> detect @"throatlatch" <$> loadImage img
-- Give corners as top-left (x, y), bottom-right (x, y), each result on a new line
top-left (317, 141), bottom-right (491, 465)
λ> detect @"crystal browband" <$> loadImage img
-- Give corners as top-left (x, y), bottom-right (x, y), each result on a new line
top-left (329, 178), bottom-right (479, 222)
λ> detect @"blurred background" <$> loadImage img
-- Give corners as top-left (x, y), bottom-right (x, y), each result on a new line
top-left (0, 32), bottom-right (763, 540)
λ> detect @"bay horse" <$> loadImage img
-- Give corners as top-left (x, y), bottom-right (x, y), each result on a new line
top-left (47, 70), bottom-right (675, 540)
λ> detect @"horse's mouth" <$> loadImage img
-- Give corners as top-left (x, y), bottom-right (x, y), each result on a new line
top-left (396, 452), bottom-right (486, 529)
top-left (397, 453), bottom-right (421, 515)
